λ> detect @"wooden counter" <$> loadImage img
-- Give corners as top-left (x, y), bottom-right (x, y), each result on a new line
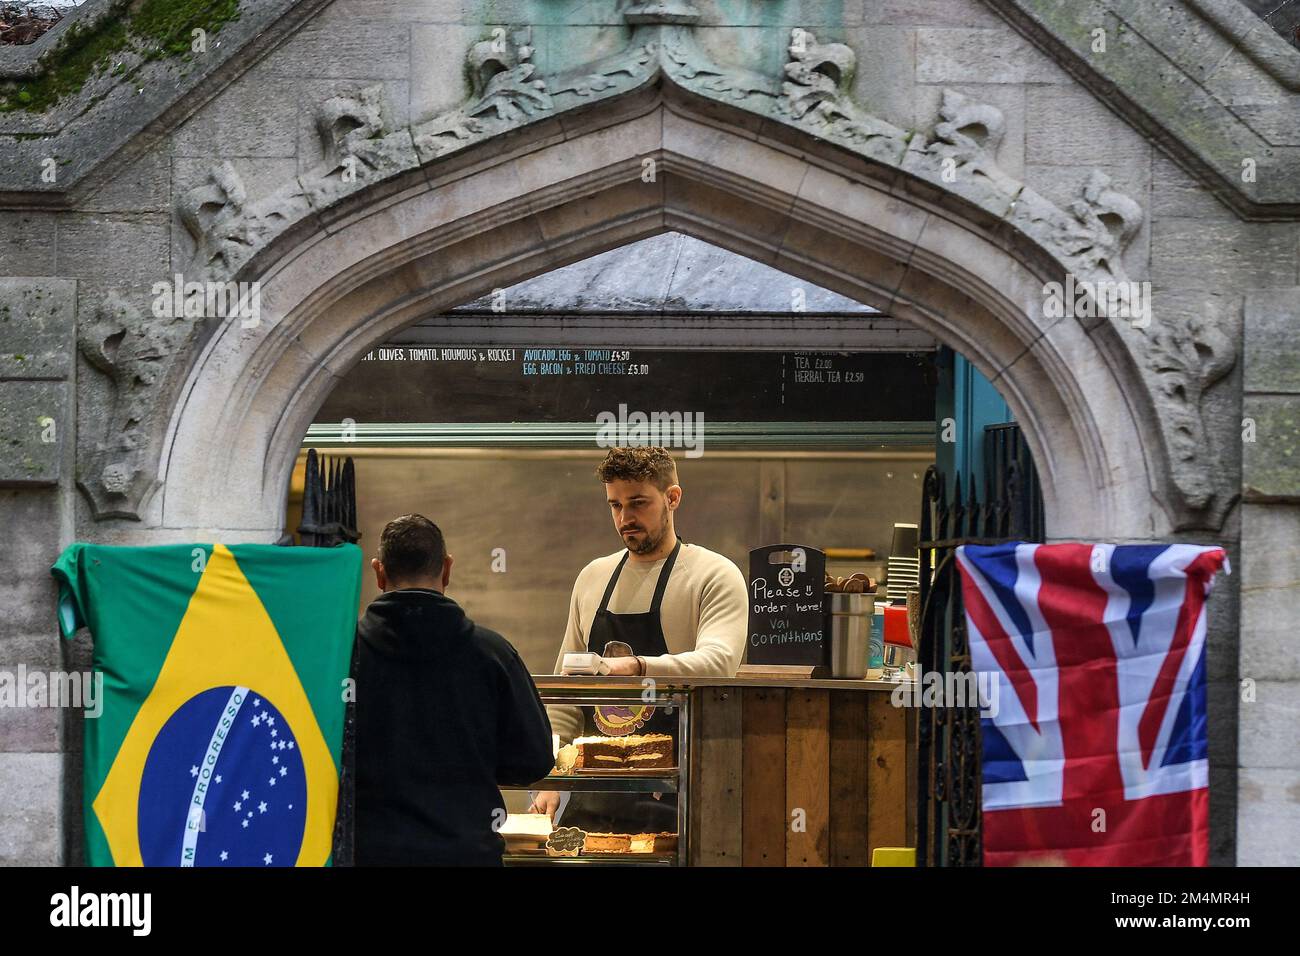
top-left (532, 676), bottom-right (917, 867)
top-left (532, 674), bottom-right (903, 692)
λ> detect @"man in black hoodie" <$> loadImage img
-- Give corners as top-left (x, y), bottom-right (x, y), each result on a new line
top-left (354, 514), bottom-right (555, 865)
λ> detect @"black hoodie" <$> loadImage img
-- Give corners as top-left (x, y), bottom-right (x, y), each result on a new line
top-left (354, 588), bottom-right (555, 865)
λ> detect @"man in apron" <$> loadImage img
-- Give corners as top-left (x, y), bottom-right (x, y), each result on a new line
top-left (528, 447), bottom-right (748, 833)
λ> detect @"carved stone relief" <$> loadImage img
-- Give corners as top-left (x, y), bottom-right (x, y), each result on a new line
top-left (778, 30), bottom-right (910, 165)
top-left (77, 0), bottom-right (1235, 526)
top-left (1146, 313), bottom-right (1237, 512)
top-left (77, 290), bottom-right (192, 519)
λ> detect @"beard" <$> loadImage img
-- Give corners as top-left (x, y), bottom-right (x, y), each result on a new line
top-left (622, 507), bottom-right (670, 555)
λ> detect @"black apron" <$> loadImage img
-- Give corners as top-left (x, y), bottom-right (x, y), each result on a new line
top-left (561, 538), bottom-right (681, 835)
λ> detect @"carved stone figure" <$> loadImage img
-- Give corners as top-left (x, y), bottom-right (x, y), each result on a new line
top-left (317, 84), bottom-right (388, 166)
top-left (778, 29), bottom-right (908, 163)
top-left (305, 84), bottom-right (418, 208)
top-left (466, 27), bottom-right (551, 123)
top-left (1145, 311), bottom-right (1237, 512)
top-left (177, 161), bottom-right (249, 279)
top-left (1063, 170), bottom-right (1145, 287)
top-left (414, 27), bottom-right (550, 161)
top-left (902, 89), bottom-right (1020, 216)
top-left (77, 291), bottom-right (187, 519)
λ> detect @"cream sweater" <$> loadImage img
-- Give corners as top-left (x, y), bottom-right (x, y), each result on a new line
top-left (546, 542), bottom-right (748, 745)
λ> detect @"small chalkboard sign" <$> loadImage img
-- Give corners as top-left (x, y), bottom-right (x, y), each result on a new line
top-left (746, 545), bottom-right (827, 667)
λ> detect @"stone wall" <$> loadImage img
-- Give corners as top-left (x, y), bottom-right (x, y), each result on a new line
top-left (1238, 289), bottom-right (1300, 866)
top-left (0, 277), bottom-right (74, 864)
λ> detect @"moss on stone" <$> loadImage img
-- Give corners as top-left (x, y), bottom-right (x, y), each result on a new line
top-left (132, 0), bottom-right (243, 61)
top-left (0, 7), bottom-right (129, 114)
top-left (0, 0), bottom-right (243, 114)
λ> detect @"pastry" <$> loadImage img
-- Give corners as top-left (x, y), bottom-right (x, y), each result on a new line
top-left (553, 743), bottom-right (579, 775)
top-left (825, 571), bottom-right (876, 593)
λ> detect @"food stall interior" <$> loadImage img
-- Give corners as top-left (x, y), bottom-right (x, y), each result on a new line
top-left (288, 345), bottom-right (939, 667)
top-left (284, 342), bottom-right (938, 860)
top-left (279, 235), bottom-right (1025, 864)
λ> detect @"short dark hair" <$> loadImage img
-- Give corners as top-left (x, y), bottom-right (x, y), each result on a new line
top-left (595, 447), bottom-right (678, 491)
top-left (377, 514), bottom-right (446, 582)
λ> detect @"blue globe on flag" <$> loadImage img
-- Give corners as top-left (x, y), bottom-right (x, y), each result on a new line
top-left (138, 686), bottom-right (308, 866)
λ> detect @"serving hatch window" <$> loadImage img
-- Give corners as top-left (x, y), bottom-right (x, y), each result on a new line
top-left (289, 234), bottom-right (945, 675)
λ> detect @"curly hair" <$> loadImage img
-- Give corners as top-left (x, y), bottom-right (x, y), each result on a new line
top-left (595, 447), bottom-right (678, 491)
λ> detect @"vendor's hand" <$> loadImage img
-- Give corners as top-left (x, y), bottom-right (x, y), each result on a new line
top-left (528, 790), bottom-right (561, 820)
top-left (604, 655), bottom-right (642, 676)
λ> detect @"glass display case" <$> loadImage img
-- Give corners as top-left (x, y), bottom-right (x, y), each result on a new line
top-left (500, 680), bottom-right (690, 866)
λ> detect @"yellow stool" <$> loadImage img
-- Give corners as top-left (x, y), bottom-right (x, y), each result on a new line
top-left (871, 847), bottom-right (916, 867)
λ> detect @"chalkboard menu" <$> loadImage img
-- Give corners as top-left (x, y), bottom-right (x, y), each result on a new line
top-left (314, 348), bottom-right (936, 424)
top-left (747, 545), bottom-right (827, 667)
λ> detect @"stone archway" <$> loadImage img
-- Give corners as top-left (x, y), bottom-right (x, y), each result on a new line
top-left (157, 84), bottom-right (1168, 544)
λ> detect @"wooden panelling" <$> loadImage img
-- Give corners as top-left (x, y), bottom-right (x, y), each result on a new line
top-left (785, 690), bottom-right (831, 866)
top-left (905, 704), bottom-right (918, 846)
top-left (690, 687), bottom-right (743, 865)
top-left (676, 683), bottom-right (914, 867)
top-left (866, 692), bottom-right (909, 853)
top-left (829, 692), bottom-right (870, 866)
top-left (742, 688), bottom-right (787, 866)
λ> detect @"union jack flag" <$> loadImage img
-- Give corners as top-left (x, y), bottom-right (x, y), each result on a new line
top-left (955, 542), bottom-right (1228, 866)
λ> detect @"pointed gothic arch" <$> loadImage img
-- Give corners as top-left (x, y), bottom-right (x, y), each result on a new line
top-left (158, 85), bottom-right (1170, 543)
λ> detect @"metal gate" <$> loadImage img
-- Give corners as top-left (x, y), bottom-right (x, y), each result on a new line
top-left (279, 448), bottom-right (361, 865)
top-left (915, 423), bottom-right (1043, 866)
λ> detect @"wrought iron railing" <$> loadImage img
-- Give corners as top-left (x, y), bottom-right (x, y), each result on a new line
top-left (915, 423), bottom-right (1043, 866)
top-left (297, 448), bottom-right (359, 547)
top-left (278, 447), bottom-right (360, 865)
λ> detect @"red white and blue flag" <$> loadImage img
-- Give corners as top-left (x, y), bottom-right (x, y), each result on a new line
top-left (955, 542), bottom-right (1228, 867)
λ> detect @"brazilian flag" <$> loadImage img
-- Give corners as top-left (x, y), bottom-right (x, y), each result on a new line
top-left (52, 543), bottom-right (361, 867)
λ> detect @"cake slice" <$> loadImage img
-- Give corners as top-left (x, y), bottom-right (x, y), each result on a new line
top-left (620, 734), bottom-right (674, 767)
top-left (581, 831), bottom-right (678, 854)
top-left (629, 832), bottom-right (678, 853)
top-left (582, 833), bottom-right (632, 853)
top-left (629, 834), bottom-right (655, 853)
top-left (566, 733), bottom-right (674, 770)
top-left (499, 812), bottom-right (552, 850)
top-left (623, 750), bottom-right (674, 770)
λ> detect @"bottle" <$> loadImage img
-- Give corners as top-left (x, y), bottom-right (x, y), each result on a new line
top-left (868, 604), bottom-right (885, 680)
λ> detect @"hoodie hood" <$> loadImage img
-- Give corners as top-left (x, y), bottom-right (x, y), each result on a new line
top-left (358, 589), bottom-right (474, 658)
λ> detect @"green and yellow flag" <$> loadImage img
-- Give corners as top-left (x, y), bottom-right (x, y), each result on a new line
top-left (52, 542), bottom-right (361, 867)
